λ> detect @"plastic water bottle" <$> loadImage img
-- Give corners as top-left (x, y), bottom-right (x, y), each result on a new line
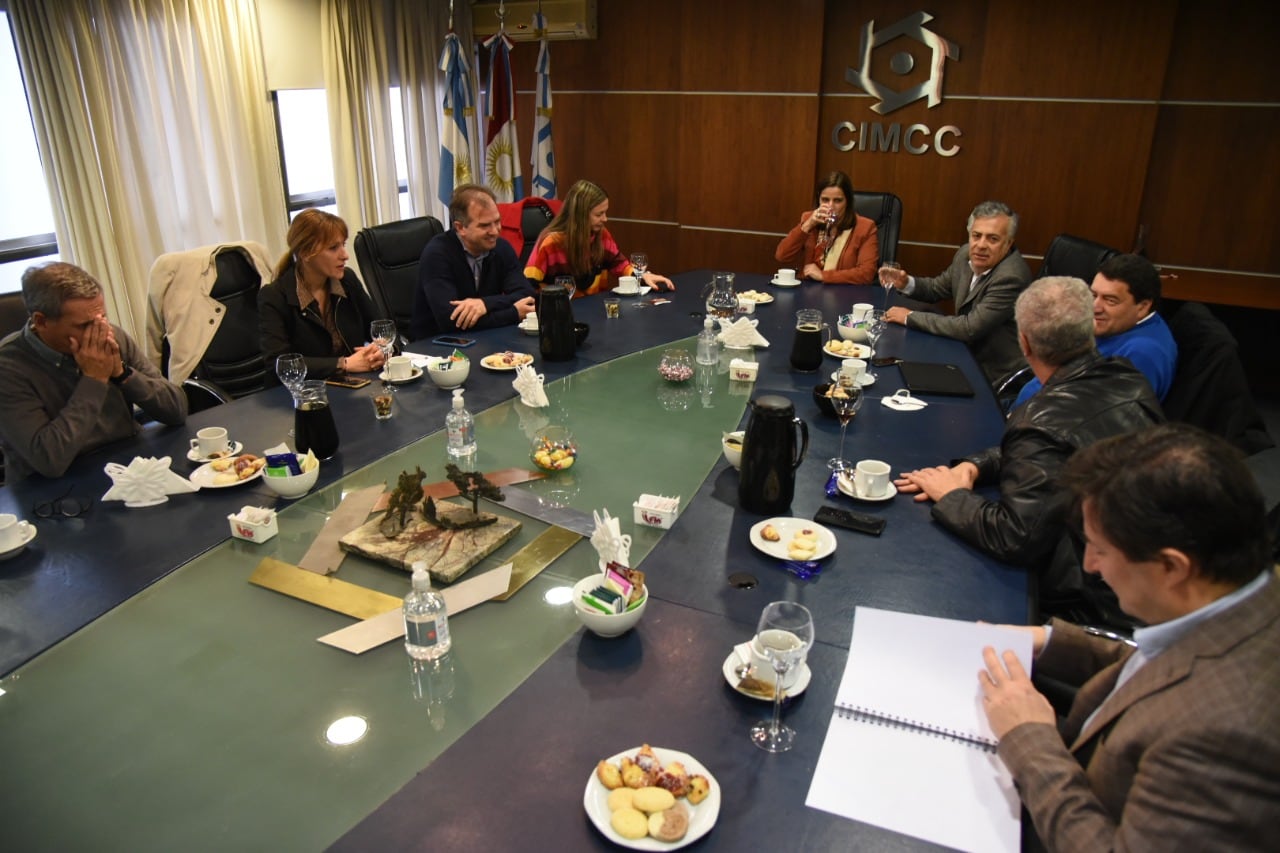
top-left (696, 318), bottom-right (719, 365)
top-left (445, 388), bottom-right (476, 459)
top-left (404, 562), bottom-right (451, 660)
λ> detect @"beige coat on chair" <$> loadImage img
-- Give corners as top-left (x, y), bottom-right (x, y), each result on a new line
top-left (146, 242), bottom-right (274, 383)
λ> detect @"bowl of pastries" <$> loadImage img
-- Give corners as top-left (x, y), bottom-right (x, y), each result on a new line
top-left (573, 566), bottom-right (648, 637)
top-left (260, 451), bottom-right (320, 499)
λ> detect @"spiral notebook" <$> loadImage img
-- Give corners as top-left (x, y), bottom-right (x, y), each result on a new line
top-left (805, 607), bottom-right (1032, 853)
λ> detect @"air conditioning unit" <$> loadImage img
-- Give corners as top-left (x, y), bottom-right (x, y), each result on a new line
top-left (472, 0), bottom-right (597, 42)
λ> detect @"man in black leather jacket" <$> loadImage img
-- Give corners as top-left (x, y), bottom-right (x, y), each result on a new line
top-left (895, 277), bottom-right (1163, 625)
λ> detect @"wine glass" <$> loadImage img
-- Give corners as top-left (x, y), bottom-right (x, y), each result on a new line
top-left (276, 352), bottom-right (306, 396)
top-left (629, 252), bottom-right (649, 282)
top-left (554, 274), bottom-right (576, 300)
top-left (749, 601), bottom-right (814, 753)
top-left (371, 319), bottom-right (397, 363)
top-left (879, 261), bottom-right (901, 310)
top-left (864, 311), bottom-right (887, 377)
top-left (827, 384), bottom-right (864, 470)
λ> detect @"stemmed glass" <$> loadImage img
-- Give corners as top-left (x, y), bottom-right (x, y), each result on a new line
top-left (629, 252), bottom-right (649, 282)
top-left (749, 601), bottom-right (815, 753)
top-left (827, 384), bottom-right (864, 470)
top-left (554, 274), bottom-right (576, 300)
top-left (371, 319), bottom-right (397, 364)
top-left (864, 311), bottom-right (887, 377)
top-left (276, 353), bottom-right (307, 438)
top-left (879, 261), bottom-right (901, 311)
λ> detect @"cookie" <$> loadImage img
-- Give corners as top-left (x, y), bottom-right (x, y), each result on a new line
top-left (631, 786), bottom-right (676, 814)
top-left (647, 802), bottom-right (690, 843)
top-left (607, 787), bottom-right (635, 812)
top-left (610, 807), bottom-right (648, 840)
top-left (596, 760), bottom-right (623, 790)
top-left (686, 774), bottom-right (711, 805)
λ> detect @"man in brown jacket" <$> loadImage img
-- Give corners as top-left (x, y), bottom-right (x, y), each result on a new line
top-left (979, 424), bottom-right (1280, 850)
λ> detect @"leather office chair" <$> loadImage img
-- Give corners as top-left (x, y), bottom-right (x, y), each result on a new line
top-left (497, 197), bottom-right (562, 267)
top-left (353, 215), bottom-right (445, 340)
top-left (189, 250), bottom-right (269, 398)
top-left (852, 191), bottom-right (903, 266)
top-left (0, 291), bottom-right (28, 339)
top-left (1163, 302), bottom-right (1275, 455)
top-left (1037, 233), bottom-right (1119, 281)
top-left (182, 377), bottom-right (234, 414)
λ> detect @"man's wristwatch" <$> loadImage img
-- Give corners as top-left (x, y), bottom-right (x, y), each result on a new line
top-left (109, 363), bottom-right (133, 385)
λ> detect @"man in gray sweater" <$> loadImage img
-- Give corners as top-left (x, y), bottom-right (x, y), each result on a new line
top-left (0, 262), bottom-right (186, 481)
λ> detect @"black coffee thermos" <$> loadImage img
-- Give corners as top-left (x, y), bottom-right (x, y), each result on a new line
top-left (538, 283), bottom-right (576, 361)
top-left (738, 395), bottom-right (809, 514)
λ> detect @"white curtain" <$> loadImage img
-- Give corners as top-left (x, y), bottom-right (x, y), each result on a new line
top-left (8, 0), bottom-right (287, 343)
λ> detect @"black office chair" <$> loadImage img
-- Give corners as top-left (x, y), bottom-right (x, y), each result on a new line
top-left (1163, 302), bottom-right (1275, 455)
top-left (0, 291), bottom-right (28, 339)
top-left (852, 191), bottom-right (903, 266)
top-left (994, 365), bottom-right (1035, 416)
top-left (189, 250), bottom-right (269, 398)
top-left (517, 202), bottom-right (555, 266)
top-left (182, 377), bottom-right (234, 414)
top-left (353, 215), bottom-right (445, 340)
top-left (1037, 233), bottom-right (1119, 281)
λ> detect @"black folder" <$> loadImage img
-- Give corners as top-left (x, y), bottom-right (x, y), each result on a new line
top-left (898, 361), bottom-right (976, 397)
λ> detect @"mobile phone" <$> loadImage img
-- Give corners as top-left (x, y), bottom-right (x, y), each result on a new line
top-left (431, 336), bottom-right (476, 348)
top-left (872, 356), bottom-right (904, 367)
top-left (324, 375), bottom-right (371, 389)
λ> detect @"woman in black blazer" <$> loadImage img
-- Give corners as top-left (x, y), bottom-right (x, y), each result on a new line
top-left (259, 208), bottom-right (387, 382)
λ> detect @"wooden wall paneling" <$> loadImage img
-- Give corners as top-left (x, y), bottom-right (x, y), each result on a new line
top-left (679, 0), bottom-right (825, 93)
top-left (528, 0), bottom-right (687, 93)
top-left (1139, 104), bottom-right (1280, 273)
top-left (603, 221), bottom-right (681, 277)
top-left (1161, 0), bottom-right (1280, 101)
top-left (674, 230), bottom-right (782, 279)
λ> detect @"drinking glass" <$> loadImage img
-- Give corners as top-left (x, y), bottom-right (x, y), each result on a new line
top-left (826, 384), bottom-right (864, 470)
top-left (864, 311), bottom-right (887, 376)
top-left (555, 275), bottom-right (576, 300)
top-left (629, 252), bottom-right (649, 279)
top-left (371, 319), bottom-right (397, 362)
top-left (276, 353), bottom-right (306, 396)
top-left (879, 261), bottom-right (902, 310)
top-left (749, 601), bottom-right (814, 752)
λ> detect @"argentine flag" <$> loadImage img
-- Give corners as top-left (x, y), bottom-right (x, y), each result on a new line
top-left (482, 31), bottom-right (523, 202)
top-left (530, 12), bottom-right (557, 199)
top-left (438, 31), bottom-right (475, 206)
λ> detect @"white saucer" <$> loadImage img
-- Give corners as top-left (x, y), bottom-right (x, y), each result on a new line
top-left (721, 649), bottom-right (812, 701)
top-left (829, 371), bottom-right (876, 387)
top-left (770, 277), bottom-right (801, 287)
top-left (0, 525), bottom-right (38, 560)
top-left (379, 367), bottom-right (423, 384)
top-left (518, 322), bottom-right (539, 336)
top-left (614, 287), bottom-right (640, 297)
top-left (836, 474), bottom-right (898, 502)
top-left (187, 441), bottom-right (243, 463)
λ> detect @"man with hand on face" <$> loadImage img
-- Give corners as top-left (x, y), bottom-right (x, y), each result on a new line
top-left (411, 183), bottom-right (537, 340)
top-left (880, 200), bottom-right (1031, 386)
top-left (0, 262), bottom-right (186, 481)
top-left (978, 424), bottom-right (1280, 851)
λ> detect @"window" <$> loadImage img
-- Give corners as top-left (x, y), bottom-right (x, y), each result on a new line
top-left (0, 11), bottom-right (59, 293)
top-left (273, 87), bottom-right (412, 222)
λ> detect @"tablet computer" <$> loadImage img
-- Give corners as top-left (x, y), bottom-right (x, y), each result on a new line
top-left (898, 361), bottom-right (976, 397)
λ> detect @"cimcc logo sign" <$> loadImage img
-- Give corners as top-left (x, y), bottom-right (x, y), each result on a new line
top-left (832, 11), bottom-right (962, 157)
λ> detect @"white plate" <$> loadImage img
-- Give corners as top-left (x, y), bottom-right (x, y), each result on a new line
top-left (837, 474), bottom-right (898, 503)
top-left (749, 518), bottom-right (837, 561)
top-left (739, 292), bottom-right (774, 305)
top-left (583, 746), bottom-right (721, 850)
top-left (720, 650), bottom-right (812, 701)
top-left (829, 370), bottom-right (875, 387)
top-left (378, 367), bottom-right (423, 384)
top-left (770, 277), bottom-right (801, 287)
top-left (0, 524), bottom-right (38, 560)
top-left (189, 459), bottom-right (265, 489)
top-left (480, 352), bottom-right (535, 371)
top-left (518, 322), bottom-right (539, 336)
top-left (824, 342), bottom-right (873, 360)
top-left (186, 440), bottom-right (244, 463)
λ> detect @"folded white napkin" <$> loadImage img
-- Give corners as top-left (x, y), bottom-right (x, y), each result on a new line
top-left (512, 364), bottom-right (549, 407)
top-left (881, 389), bottom-right (928, 411)
top-left (717, 317), bottom-right (770, 348)
top-left (103, 456), bottom-right (199, 507)
top-left (590, 508), bottom-right (632, 568)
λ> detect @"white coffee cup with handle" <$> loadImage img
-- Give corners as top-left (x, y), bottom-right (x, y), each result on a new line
top-left (850, 302), bottom-right (874, 322)
top-left (616, 276), bottom-right (639, 294)
top-left (386, 355), bottom-right (413, 380)
top-left (190, 426), bottom-right (229, 458)
top-left (839, 358), bottom-right (866, 388)
top-left (0, 513), bottom-right (33, 551)
top-left (853, 459), bottom-right (891, 498)
top-left (775, 268), bottom-right (797, 284)
top-left (749, 628), bottom-right (806, 689)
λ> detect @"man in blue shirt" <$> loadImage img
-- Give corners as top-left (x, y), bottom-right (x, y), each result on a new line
top-left (1013, 254), bottom-right (1177, 408)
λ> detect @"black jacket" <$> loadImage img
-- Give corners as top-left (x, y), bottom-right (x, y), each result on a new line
top-left (258, 267), bottom-right (383, 382)
top-left (410, 230), bottom-right (535, 340)
top-left (932, 351), bottom-right (1164, 624)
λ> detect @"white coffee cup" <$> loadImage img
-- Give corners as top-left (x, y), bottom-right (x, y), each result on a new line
top-left (839, 358), bottom-right (866, 387)
top-left (0, 513), bottom-right (33, 550)
top-left (522, 314), bottom-right (539, 329)
top-left (386, 355), bottom-right (413, 380)
top-left (853, 459), bottom-right (891, 498)
top-left (776, 268), bottom-right (797, 284)
top-left (190, 426), bottom-right (229, 458)
top-left (851, 302), bottom-right (873, 322)
top-left (749, 628), bottom-right (807, 689)
top-left (616, 276), bottom-right (639, 294)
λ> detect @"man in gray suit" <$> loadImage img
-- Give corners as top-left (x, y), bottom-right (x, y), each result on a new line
top-left (881, 200), bottom-right (1030, 386)
top-left (979, 423), bottom-right (1280, 850)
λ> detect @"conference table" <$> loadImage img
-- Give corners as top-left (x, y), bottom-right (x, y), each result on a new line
top-left (0, 272), bottom-right (1025, 850)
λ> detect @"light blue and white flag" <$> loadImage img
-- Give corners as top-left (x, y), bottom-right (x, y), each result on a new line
top-left (438, 31), bottom-right (476, 207)
top-left (529, 11), bottom-right (557, 199)
top-left (482, 31), bottom-right (523, 202)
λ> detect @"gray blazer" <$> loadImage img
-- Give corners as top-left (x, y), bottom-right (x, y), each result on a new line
top-left (907, 246), bottom-right (1031, 386)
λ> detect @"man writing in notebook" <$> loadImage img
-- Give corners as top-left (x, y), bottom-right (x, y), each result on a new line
top-left (979, 424), bottom-right (1279, 850)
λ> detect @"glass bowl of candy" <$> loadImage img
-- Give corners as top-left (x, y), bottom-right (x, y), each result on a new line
top-left (531, 426), bottom-right (577, 471)
top-left (657, 348), bottom-right (694, 383)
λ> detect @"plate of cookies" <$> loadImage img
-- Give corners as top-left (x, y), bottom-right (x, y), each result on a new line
top-left (749, 517), bottom-right (836, 561)
top-left (584, 744), bottom-right (720, 849)
top-left (189, 454), bottom-right (266, 489)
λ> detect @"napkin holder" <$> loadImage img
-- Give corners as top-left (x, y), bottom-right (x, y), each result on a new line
top-left (634, 493), bottom-right (681, 529)
top-left (729, 358), bottom-right (758, 382)
top-left (229, 507), bottom-right (278, 543)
